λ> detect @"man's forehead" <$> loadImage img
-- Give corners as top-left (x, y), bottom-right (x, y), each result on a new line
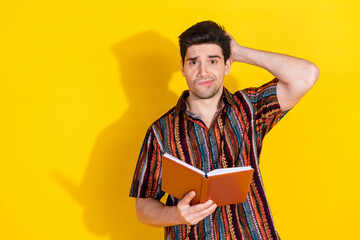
top-left (185, 43), bottom-right (224, 59)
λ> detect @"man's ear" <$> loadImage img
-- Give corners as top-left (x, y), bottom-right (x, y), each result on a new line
top-left (181, 60), bottom-right (185, 77)
top-left (224, 59), bottom-right (232, 76)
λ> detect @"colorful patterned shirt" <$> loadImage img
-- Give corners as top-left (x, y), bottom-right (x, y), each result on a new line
top-left (130, 79), bottom-right (289, 240)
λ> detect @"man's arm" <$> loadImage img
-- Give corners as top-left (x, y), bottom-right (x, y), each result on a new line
top-left (136, 191), bottom-right (217, 227)
top-left (228, 34), bottom-right (320, 111)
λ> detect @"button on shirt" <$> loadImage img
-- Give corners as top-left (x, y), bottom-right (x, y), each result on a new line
top-left (130, 79), bottom-right (289, 240)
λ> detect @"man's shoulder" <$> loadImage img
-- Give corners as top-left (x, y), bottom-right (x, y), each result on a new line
top-left (238, 79), bottom-right (279, 100)
top-left (224, 87), bottom-right (251, 109)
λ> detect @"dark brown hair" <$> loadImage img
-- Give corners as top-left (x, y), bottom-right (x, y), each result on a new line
top-left (179, 21), bottom-right (231, 65)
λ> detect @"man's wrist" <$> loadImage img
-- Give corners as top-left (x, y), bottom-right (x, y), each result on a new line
top-left (165, 205), bottom-right (183, 226)
top-left (232, 45), bottom-right (249, 63)
top-left (232, 46), bottom-right (260, 67)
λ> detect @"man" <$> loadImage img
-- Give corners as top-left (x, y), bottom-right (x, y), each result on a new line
top-left (130, 21), bottom-right (319, 239)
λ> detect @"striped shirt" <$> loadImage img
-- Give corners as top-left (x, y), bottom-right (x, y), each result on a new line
top-left (130, 79), bottom-right (289, 240)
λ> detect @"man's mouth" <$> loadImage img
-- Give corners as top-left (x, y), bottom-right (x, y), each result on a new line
top-left (196, 78), bottom-right (214, 86)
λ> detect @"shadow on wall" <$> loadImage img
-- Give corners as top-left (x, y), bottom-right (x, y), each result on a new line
top-left (53, 31), bottom-right (179, 239)
top-left (52, 31), bottom-right (239, 240)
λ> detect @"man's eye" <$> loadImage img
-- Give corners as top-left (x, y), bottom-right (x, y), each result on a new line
top-left (189, 61), bottom-right (197, 65)
top-left (210, 59), bottom-right (217, 64)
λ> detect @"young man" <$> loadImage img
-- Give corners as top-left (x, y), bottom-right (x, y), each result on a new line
top-left (130, 21), bottom-right (319, 239)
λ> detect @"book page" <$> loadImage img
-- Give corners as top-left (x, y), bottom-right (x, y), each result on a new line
top-left (207, 166), bottom-right (253, 177)
top-left (163, 153), bottom-right (205, 175)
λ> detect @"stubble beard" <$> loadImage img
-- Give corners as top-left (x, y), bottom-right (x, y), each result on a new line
top-left (191, 77), bottom-right (223, 100)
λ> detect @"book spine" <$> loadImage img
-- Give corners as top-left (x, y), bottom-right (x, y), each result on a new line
top-left (200, 177), bottom-right (210, 203)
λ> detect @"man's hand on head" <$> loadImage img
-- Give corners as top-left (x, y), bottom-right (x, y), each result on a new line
top-left (226, 33), bottom-right (245, 64)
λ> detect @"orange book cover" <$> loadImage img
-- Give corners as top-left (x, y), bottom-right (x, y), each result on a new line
top-left (161, 153), bottom-right (254, 206)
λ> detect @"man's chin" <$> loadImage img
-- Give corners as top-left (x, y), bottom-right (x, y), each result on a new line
top-left (191, 88), bottom-right (221, 100)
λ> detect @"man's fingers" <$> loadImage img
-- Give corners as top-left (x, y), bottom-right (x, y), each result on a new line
top-left (187, 203), bottom-right (217, 225)
top-left (177, 196), bottom-right (218, 225)
top-left (191, 202), bottom-right (217, 219)
top-left (226, 32), bottom-right (237, 47)
top-left (179, 191), bottom-right (196, 206)
top-left (189, 199), bottom-right (214, 212)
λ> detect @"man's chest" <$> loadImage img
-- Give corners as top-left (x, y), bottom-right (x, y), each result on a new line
top-left (161, 111), bottom-right (253, 172)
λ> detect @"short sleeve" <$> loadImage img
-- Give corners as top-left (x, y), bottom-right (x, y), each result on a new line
top-left (243, 78), bottom-right (290, 142)
top-left (129, 126), bottom-right (164, 200)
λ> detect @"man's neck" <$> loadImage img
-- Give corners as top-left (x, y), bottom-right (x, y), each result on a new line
top-left (186, 90), bottom-right (223, 128)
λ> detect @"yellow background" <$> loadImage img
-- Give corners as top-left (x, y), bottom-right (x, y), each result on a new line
top-left (1, 0), bottom-right (359, 239)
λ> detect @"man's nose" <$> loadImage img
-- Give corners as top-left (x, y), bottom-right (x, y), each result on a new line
top-left (196, 62), bottom-right (208, 77)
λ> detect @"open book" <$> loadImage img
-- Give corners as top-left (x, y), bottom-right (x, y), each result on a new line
top-left (161, 153), bottom-right (254, 206)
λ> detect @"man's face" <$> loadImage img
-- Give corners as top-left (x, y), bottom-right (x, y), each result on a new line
top-left (181, 44), bottom-right (231, 100)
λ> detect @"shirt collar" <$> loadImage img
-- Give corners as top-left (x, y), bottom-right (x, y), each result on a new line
top-left (174, 87), bottom-right (236, 116)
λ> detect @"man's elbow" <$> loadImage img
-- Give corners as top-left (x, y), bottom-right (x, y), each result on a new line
top-left (135, 197), bottom-right (165, 227)
top-left (305, 62), bottom-right (320, 88)
top-left (135, 198), bottom-right (148, 225)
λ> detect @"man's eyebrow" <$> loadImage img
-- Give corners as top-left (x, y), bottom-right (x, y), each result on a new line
top-left (208, 55), bottom-right (222, 59)
top-left (186, 57), bottom-right (198, 61)
top-left (186, 55), bottom-right (222, 61)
